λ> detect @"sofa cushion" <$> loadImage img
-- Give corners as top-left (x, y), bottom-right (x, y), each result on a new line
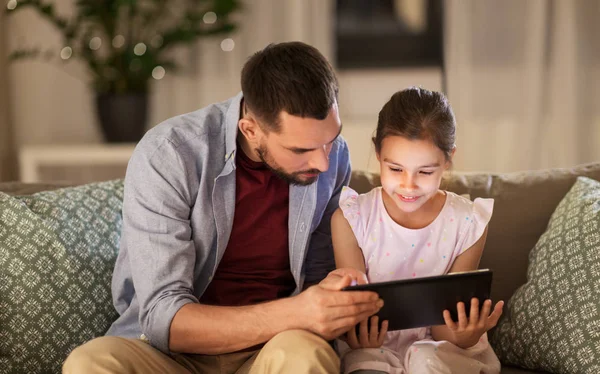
top-left (490, 176), bottom-right (600, 373)
top-left (0, 180), bottom-right (123, 373)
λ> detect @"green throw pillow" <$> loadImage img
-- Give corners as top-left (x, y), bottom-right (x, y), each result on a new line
top-left (491, 176), bottom-right (600, 373)
top-left (0, 180), bottom-right (123, 374)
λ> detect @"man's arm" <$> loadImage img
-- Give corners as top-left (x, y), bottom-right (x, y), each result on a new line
top-left (169, 277), bottom-right (382, 354)
top-left (125, 136), bottom-right (381, 355)
top-left (121, 139), bottom-right (200, 354)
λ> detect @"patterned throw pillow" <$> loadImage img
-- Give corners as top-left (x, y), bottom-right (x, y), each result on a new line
top-left (0, 180), bottom-right (124, 374)
top-left (491, 177), bottom-right (600, 373)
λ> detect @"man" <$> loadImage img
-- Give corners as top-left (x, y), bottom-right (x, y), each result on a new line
top-left (63, 41), bottom-right (381, 373)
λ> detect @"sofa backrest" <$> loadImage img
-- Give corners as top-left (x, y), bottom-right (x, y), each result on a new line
top-left (349, 162), bottom-right (600, 304)
top-left (3, 161), bottom-right (600, 306)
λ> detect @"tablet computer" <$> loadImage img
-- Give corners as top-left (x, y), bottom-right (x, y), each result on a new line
top-left (342, 269), bottom-right (493, 331)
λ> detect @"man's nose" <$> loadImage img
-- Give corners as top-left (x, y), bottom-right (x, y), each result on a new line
top-left (308, 146), bottom-right (330, 172)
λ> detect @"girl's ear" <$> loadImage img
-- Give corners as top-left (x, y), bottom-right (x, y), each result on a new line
top-left (373, 137), bottom-right (381, 162)
top-left (445, 145), bottom-right (457, 169)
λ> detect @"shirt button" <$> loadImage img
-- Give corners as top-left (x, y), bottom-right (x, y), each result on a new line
top-left (300, 222), bottom-right (305, 232)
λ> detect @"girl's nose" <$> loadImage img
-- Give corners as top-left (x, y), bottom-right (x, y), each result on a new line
top-left (400, 175), bottom-right (417, 191)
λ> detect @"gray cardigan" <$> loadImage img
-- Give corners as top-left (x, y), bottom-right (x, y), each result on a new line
top-left (107, 93), bottom-right (352, 353)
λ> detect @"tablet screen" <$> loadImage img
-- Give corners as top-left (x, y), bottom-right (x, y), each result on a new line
top-left (342, 269), bottom-right (493, 331)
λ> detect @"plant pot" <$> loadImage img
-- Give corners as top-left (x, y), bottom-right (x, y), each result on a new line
top-left (95, 93), bottom-right (148, 143)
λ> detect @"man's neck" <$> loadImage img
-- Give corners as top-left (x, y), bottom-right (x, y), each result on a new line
top-left (236, 130), bottom-right (262, 162)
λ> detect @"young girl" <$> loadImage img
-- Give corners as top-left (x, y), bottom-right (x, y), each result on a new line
top-left (332, 87), bottom-right (504, 374)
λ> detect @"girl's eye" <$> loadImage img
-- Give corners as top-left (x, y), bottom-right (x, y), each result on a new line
top-left (389, 167), bottom-right (402, 172)
top-left (420, 171), bottom-right (434, 175)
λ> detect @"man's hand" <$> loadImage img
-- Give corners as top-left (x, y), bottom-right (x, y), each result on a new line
top-left (441, 298), bottom-right (504, 349)
top-left (320, 268), bottom-right (369, 289)
top-left (293, 270), bottom-right (382, 341)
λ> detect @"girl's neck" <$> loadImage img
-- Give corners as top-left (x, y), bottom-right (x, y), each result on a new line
top-left (381, 189), bottom-right (447, 229)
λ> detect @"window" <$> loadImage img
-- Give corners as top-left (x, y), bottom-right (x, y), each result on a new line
top-left (335, 0), bottom-right (443, 69)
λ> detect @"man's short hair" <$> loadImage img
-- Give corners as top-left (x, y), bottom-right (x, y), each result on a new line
top-left (241, 41), bottom-right (339, 132)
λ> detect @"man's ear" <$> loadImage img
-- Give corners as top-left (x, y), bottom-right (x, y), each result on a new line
top-left (238, 116), bottom-right (263, 145)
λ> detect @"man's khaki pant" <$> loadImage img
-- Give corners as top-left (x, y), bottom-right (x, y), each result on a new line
top-left (63, 329), bottom-right (339, 374)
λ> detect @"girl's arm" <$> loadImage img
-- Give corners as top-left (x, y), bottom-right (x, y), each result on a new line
top-left (331, 208), bottom-right (367, 278)
top-left (332, 208), bottom-right (389, 348)
top-left (447, 225), bottom-right (488, 273)
top-left (431, 226), bottom-right (504, 348)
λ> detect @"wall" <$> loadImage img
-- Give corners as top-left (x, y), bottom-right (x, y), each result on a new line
top-left (0, 5), bottom-right (16, 180)
top-left (6, 0), bottom-right (442, 173)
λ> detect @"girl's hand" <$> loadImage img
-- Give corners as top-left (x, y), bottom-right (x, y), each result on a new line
top-left (442, 298), bottom-right (504, 349)
top-left (345, 316), bottom-right (388, 349)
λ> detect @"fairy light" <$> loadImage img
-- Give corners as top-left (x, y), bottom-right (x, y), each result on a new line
top-left (89, 37), bottom-right (102, 50)
top-left (60, 46), bottom-right (72, 60)
top-left (203, 12), bottom-right (217, 24)
top-left (134, 43), bottom-right (147, 56)
top-left (152, 66), bottom-right (166, 80)
top-left (220, 38), bottom-right (234, 52)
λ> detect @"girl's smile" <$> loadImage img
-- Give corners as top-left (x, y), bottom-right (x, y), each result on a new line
top-left (396, 194), bottom-right (421, 203)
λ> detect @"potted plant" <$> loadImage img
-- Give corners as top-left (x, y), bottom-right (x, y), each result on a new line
top-left (6, 0), bottom-right (240, 142)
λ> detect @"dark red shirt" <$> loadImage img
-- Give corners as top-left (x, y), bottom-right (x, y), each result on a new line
top-left (200, 146), bottom-right (295, 306)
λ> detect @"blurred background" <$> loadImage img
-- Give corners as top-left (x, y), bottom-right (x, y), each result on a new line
top-left (1, 0), bottom-right (599, 184)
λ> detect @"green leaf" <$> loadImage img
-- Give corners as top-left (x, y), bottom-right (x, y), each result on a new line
top-left (39, 4), bottom-right (54, 16)
top-left (9, 48), bottom-right (42, 61)
top-left (213, 0), bottom-right (242, 16)
top-left (202, 22), bottom-right (236, 36)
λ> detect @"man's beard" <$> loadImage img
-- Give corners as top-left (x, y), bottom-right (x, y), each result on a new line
top-left (256, 144), bottom-right (321, 186)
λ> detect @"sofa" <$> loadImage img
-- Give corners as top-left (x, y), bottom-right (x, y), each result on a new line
top-left (1, 161), bottom-right (600, 374)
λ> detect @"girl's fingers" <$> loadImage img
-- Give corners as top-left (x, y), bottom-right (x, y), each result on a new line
top-left (486, 301), bottom-right (505, 329)
top-left (347, 323), bottom-right (359, 349)
top-left (457, 302), bottom-right (468, 329)
top-left (443, 310), bottom-right (457, 330)
top-left (369, 316), bottom-right (380, 345)
top-left (469, 298), bottom-right (480, 326)
top-left (327, 311), bottom-right (381, 337)
top-left (378, 320), bottom-right (389, 346)
top-left (358, 319), bottom-right (370, 347)
top-left (478, 299), bottom-right (492, 327)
